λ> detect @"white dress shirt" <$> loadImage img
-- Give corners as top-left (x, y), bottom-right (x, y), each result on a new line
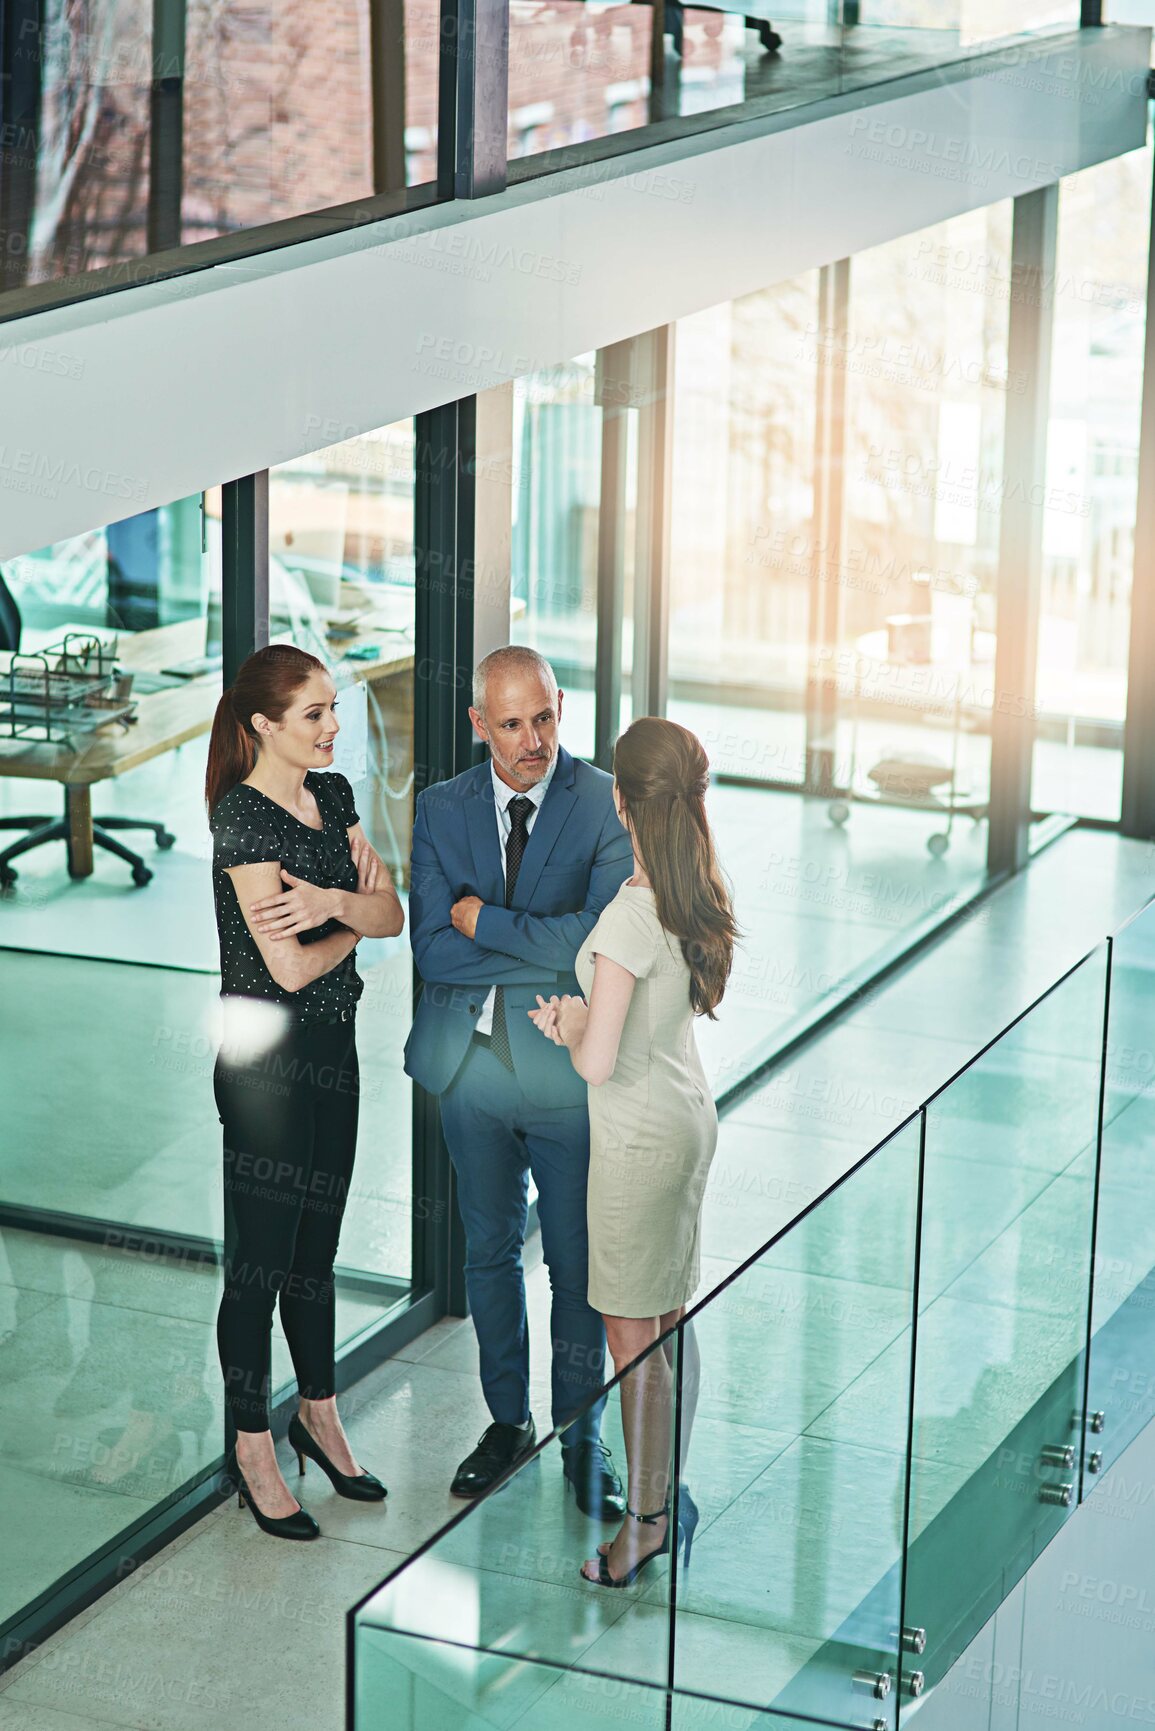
top-left (475, 752), bottom-right (558, 1035)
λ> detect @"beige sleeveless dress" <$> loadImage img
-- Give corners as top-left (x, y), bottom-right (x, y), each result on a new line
top-left (575, 883), bottom-right (719, 1317)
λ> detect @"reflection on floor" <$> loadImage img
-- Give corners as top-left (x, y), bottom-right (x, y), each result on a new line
top-left (0, 830), bottom-right (1148, 1731)
top-left (0, 1228), bottom-right (400, 1629)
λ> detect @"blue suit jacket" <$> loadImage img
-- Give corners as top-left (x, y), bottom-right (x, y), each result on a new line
top-left (403, 746), bottom-right (633, 1106)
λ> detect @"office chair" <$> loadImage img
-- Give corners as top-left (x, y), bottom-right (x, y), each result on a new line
top-left (628, 0), bottom-right (781, 58)
top-left (671, 4), bottom-right (781, 56)
top-left (0, 570), bottom-right (175, 888)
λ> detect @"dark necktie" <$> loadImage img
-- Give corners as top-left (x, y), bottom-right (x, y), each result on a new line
top-left (489, 795), bottom-right (534, 1071)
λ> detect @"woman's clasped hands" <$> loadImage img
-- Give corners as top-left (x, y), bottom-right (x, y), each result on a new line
top-left (528, 993), bottom-right (587, 1047)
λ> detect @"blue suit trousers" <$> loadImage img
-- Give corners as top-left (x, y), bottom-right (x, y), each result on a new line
top-left (439, 1037), bottom-right (607, 1445)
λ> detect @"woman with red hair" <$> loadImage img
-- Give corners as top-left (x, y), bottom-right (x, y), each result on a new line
top-left (205, 645), bottom-right (403, 1538)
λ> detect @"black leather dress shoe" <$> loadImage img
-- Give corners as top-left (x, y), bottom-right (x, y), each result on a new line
top-left (451, 1419), bottom-right (537, 1497)
top-left (561, 1439), bottom-right (626, 1521)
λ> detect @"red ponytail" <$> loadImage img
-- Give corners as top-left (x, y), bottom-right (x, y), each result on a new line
top-left (204, 644), bottom-right (326, 815)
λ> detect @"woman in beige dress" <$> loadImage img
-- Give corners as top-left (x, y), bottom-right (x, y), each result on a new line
top-left (529, 716), bottom-right (738, 1589)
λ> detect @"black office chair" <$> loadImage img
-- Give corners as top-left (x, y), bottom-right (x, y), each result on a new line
top-left (0, 571), bottom-right (175, 888)
top-left (647, 1), bottom-right (782, 58)
top-left (684, 6), bottom-right (780, 55)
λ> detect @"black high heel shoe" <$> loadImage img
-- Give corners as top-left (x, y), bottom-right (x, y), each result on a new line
top-left (288, 1412), bottom-right (387, 1502)
top-left (228, 1449), bottom-right (319, 1541)
top-left (596, 1481), bottom-right (699, 1569)
top-left (675, 1482), bottom-right (699, 1568)
top-left (583, 1500), bottom-right (672, 1589)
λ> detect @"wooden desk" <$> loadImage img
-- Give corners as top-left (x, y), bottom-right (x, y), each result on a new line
top-left (0, 618), bottom-right (415, 880)
top-left (0, 620), bottom-right (218, 877)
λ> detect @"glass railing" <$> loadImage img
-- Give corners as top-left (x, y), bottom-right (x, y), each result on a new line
top-left (0, 1), bottom-right (1102, 321)
top-left (906, 1387), bottom-right (1155, 1731)
top-left (348, 894), bottom-right (1155, 1727)
top-left (900, 942), bottom-right (1108, 1695)
top-left (506, 2), bottom-right (1087, 178)
top-left (1086, 900), bottom-right (1155, 1477)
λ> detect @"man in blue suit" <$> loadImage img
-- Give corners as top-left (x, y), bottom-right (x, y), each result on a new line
top-left (404, 645), bottom-right (631, 1515)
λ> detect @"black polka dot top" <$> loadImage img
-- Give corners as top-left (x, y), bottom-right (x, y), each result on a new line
top-left (209, 770), bottom-right (364, 1024)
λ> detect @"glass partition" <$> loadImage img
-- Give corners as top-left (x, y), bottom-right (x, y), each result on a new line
top-left (1031, 139), bottom-right (1153, 823)
top-left (350, 897), bottom-right (1155, 1731)
top-left (0, 1), bottom-right (1102, 318)
top-left (506, 2), bottom-right (1083, 177)
top-left (1086, 898), bottom-right (1155, 1479)
top-left (0, 0), bottom-right (440, 301)
top-left (901, 944), bottom-right (1108, 1696)
top-left (665, 208), bottom-right (1015, 1093)
top-left (679, 1118), bottom-right (921, 1728)
top-left (354, 1329), bottom-right (683, 1725)
top-left (0, 440), bottom-right (417, 1636)
top-left (667, 277), bottom-right (817, 792)
top-left (510, 357), bottom-right (614, 763)
top-left (0, 487), bottom-right (228, 1627)
top-left (352, 1116), bottom-right (924, 1730)
top-left (267, 419), bottom-right (417, 1287)
top-left (894, 1401), bottom-right (1155, 1731)
top-left (837, 204), bottom-right (1009, 868)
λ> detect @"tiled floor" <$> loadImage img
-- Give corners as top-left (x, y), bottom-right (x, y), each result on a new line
top-left (0, 828), bottom-right (1150, 1730)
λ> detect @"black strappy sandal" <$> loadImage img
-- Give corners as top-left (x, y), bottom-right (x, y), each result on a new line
top-left (582, 1500), bottom-right (671, 1589)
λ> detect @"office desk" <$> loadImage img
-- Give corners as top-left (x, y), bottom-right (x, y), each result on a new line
top-left (0, 618), bottom-right (415, 880)
top-left (0, 619), bottom-right (217, 878)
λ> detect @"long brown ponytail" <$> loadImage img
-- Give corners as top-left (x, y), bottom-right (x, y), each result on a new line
top-left (204, 644), bottom-right (327, 816)
top-left (613, 717), bottom-right (738, 1018)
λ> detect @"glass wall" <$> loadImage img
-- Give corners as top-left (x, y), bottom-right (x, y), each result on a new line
top-left (838, 201), bottom-right (1011, 850)
top-left (0, 488), bottom-right (227, 1626)
top-left (496, 150), bottom-right (1155, 1104)
top-left (505, 2), bottom-right (1083, 173)
top-left (667, 275), bottom-right (817, 790)
top-left (661, 205), bottom-right (1016, 1086)
top-left (0, 427), bottom-right (417, 1636)
top-left (0, 0), bottom-right (440, 298)
top-left (510, 357), bottom-right (610, 763)
top-left (500, 233), bottom-right (1019, 1098)
top-left (268, 420), bottom-right (417, 1283)
top-left (0, 1), bottom-right (1099, 314)
top-left (1031, 138), bottom-right (1153, 823)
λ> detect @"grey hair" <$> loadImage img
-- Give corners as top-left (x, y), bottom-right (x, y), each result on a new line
top-left (472, 645), bottom-right (558, 714)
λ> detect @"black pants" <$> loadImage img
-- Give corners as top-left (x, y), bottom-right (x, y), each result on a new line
top-left (213, 1015), bottom-right (359, 1432)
